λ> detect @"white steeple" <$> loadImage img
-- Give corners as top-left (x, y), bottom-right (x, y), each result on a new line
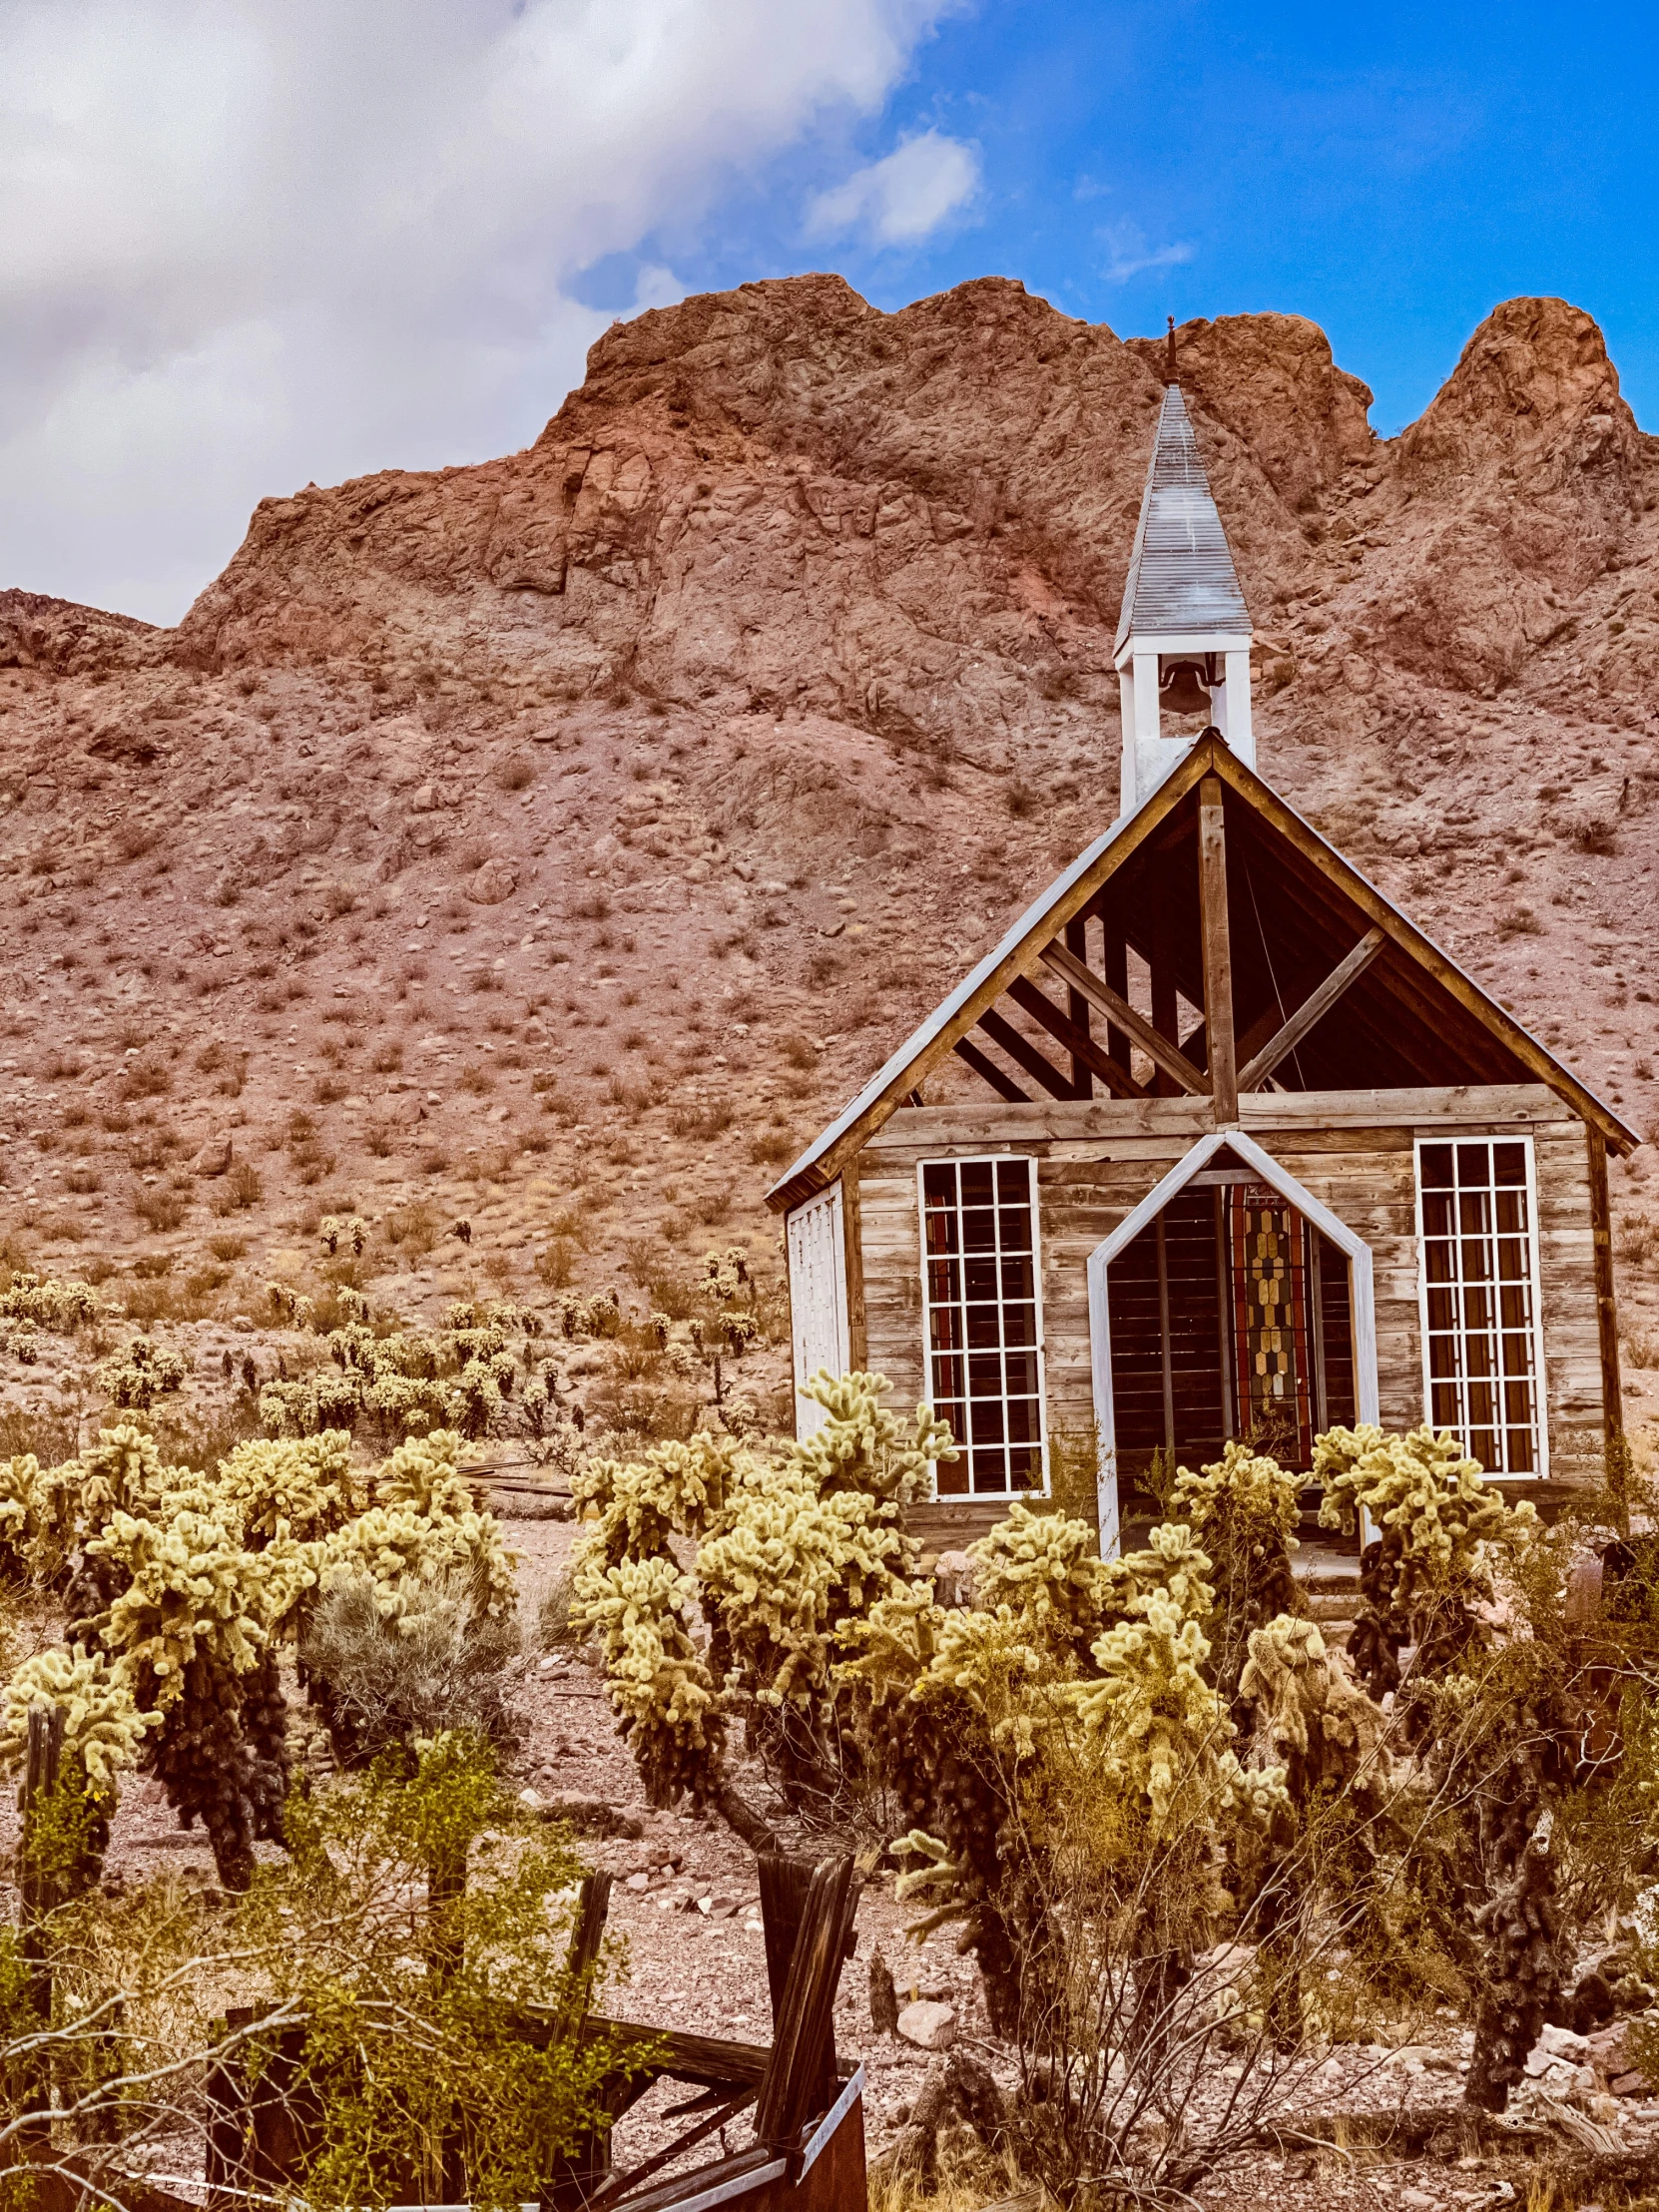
top-left (1115, 378), bottom-right (1255, 816)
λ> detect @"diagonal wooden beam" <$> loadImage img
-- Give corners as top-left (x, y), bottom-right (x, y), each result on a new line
top-left (953, 1036), bottom-right (1031, 1103)
top-left (1237, 926), bottom-right (1387, 1091)
top-left (977, 1008), bottom-right (1077, 1101)
top-left (1198, 775), bottom-right (1237, 1123)
top-left (1038, 939), bottom-right (1206, 1096)
top-left (1007, 975), bottom-right (1147, 1100)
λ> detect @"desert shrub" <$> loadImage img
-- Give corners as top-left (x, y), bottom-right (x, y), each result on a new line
top-left (300, 1573), bottom-right (522, 1761)
top-left (211, 1160), bottom-right (264, 1215)
top-left (133, 1186), bottom-right (187, 1232)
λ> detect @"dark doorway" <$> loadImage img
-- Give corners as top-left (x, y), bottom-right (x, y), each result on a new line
top-left (1107, 1159), bottom-right (1357, 1498)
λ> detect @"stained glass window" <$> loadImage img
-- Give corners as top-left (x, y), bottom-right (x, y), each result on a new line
top-left (1416, 1138), bottom-right (1545, 1475)
top-left (920, 1157), bottom-right (1046, 1497)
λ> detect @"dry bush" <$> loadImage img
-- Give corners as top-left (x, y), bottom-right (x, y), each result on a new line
top-left (383, 1202), bottom-right (440, 1259)
top-left (210, 1161), bottom-right (264, 1217)
top-left (535, 1239), bottom-right (578, 1290)
top-left (119, 1056), bottom-right (172, 1101)
top-left (133, 1186), bottom-right (187, 1232)
top-left (300, 1573), bottom-right (523, 1760)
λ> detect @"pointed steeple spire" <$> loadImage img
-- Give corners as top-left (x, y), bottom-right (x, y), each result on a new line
top-left (1113, 383), bottom-right (1256, 815)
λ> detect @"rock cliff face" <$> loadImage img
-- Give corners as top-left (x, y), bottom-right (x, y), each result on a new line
top-left (3, 276), bottom-right (1659, 1382)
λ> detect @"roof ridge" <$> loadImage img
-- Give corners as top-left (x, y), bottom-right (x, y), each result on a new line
top-left (1114, 385), bottom-right (1251, 652)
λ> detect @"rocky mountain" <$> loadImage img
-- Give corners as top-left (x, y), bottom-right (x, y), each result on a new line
top-left (4, 276), bottom-right (1659, 1431)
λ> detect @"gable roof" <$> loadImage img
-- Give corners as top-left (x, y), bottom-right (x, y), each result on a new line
top-left (765, 734), bottom-right (1637, 1214)
top-left (1114, 385), bottom-right (1251, 652)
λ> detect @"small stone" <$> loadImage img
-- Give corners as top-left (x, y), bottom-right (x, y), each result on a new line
top-left (896, 1999), bottom-right (957, 2051)
top-left (625, 1872), bottom-right (650, 1892)
top-left (1398, 2191), bottom-right (1437, 2212)
top-left (192, 1132), bottom-right (233, 1177)
top-left (1612, 2069), bottom-right (1648, 2097)
top-left (709, 1898), bottom-right (740, 1919)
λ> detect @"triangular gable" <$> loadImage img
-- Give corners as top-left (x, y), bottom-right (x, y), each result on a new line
top-left (765, 734), bottom-right (1637, 1214)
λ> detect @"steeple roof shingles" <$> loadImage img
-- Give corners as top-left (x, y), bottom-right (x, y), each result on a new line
top-left (1114, 385), bottom-right (1251, 651)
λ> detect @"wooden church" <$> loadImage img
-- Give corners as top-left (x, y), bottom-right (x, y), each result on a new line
top-left (770, 375), bottom-right (1638, 1556)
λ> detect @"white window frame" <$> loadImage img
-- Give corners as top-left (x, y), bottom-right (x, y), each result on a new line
top-left (1412, 1134), bottom-right (1550, 1478)
top-left (916, 1154), bottom-right (1050, 1501)
top-left (1087, 1128), bottom-right (1379, 1558)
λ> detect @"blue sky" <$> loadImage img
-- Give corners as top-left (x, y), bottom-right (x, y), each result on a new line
top-left (582, 0), bottom-right (1659, 437)
top-left (6, 0), bottom-right (1656, 621)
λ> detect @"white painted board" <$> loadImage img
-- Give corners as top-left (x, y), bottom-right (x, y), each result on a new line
top-left (787, 1181), bottom-right (849, 1439)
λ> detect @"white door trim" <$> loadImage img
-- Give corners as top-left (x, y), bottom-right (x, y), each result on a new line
top-left (1086, 1128), bottom-right (1379, 1556)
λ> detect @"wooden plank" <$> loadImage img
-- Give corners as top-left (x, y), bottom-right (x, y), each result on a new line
top-left (841, 1156), bottom-right (867, 1371)
top-left (1038, 940), bottom-right (1207, 1095)
top-left (1102, 921), bottom-right (1132, 1069)
top-left (1151, 910), bottom-right (1181, 1101)
top-left (977, 1008), bottom-right (1077, 1101)
top-left (1238, 926), bottom-right (1387, 1091)
top-left (1064, 913), bottom-right (1093, 1098)
top-left (1007, 973), bottom-right (1147, 1100)
top-left (1198, 775), bottom-right (1237, 1125)
top-left (754, 1857), bottom-right (859, 2150)
top-left (953, 1036), bottom-right (1030, 1102)
top-left (1586, 1124), bottom-right (1624, 1490)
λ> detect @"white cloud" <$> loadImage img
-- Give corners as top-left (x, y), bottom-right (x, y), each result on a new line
top-left (1100, 221), bottom-right (1195, 283)
top-left (806, 129), bottom-right (979, 246)
top-left (0, 0), bottom-right (954, 623)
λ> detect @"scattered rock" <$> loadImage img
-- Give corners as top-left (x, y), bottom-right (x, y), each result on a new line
top-left (539, 1798), bottom-right (644, 1840)
top-left (896, 1999), bottom-right (957, 2051)
top-left (467, 857), bottom-right (518, 904)
top-left (192, 1132), bottom-right (233, 1176)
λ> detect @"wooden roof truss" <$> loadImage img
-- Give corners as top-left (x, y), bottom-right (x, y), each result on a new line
top-left (766, 736), bottom-right (1636, 1214)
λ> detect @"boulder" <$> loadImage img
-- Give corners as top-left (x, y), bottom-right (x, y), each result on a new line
top-left (897, 1999), bottom-right (957, 2051)
top-left (467, 857), bottom-right (518, 904)
top-left (192, 1132), bottom-right (233, 1176)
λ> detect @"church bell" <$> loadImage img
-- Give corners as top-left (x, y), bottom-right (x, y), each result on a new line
top-left (1159, 658), bottom-right (1214, 718)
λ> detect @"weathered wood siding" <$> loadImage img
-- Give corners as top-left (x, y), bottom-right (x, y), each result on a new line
top-left (786, 1182), bottom-right (849, 1440)
top-left (860, 1084), bottom-right (1607, 1539)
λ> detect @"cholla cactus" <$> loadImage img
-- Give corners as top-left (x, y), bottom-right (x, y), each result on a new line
top-left (1173, 1442), bottom-right (1305, 1701)
top-left (317, 1499), bottom-right (516, 1630)
top-left (1072, 1593), bottom-right (1286, 1841)
top-left (574, 1553), bottom-right (725, 1809)
top-left (1238, 1613), bottom-right (1388, 1802)
top-left (268, 1281), bottom-right (317, 1331)
top-left (794, 1371), bottom-right (953, 1504)
top-left (374, 1429), bottom-right (477, 1518)
top-left (93, 1510), bottom-right (314, 1695)
top-left (557, 1289), bottom-right (622, 1341)
top-left (576, 1374), bottom-right (947, 1820)
top-left (0, 1271), bottom-right (99, 1331)
top-left (1316, 1423), bottom-right (1535, 1696)
top-left (216, 1430), bottom-right (358, 1543)
top-left (968, 1503), bottom-right (1120, 1658)
top-left (95, 1339), bottom-right (188, 1410)
top-left (318, 1214), bottom-right (367, 1258)
top-left (0, 1648), bottom-right (159, 1893)
top-left (0, 1648), bottom-right (157, 1794)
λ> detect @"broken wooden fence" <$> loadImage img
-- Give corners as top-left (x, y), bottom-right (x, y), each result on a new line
top-left (204, 1851), bottom-right (866, 2212)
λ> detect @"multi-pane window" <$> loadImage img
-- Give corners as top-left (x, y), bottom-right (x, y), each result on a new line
top-left (1417, 1139), bottom-right (1546, 1475)
top-left (920, 1157), bottom-right (1046, 1497)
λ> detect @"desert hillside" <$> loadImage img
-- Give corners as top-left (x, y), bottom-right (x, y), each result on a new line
top-left (4, 276), bottom-right (1659, 1447)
